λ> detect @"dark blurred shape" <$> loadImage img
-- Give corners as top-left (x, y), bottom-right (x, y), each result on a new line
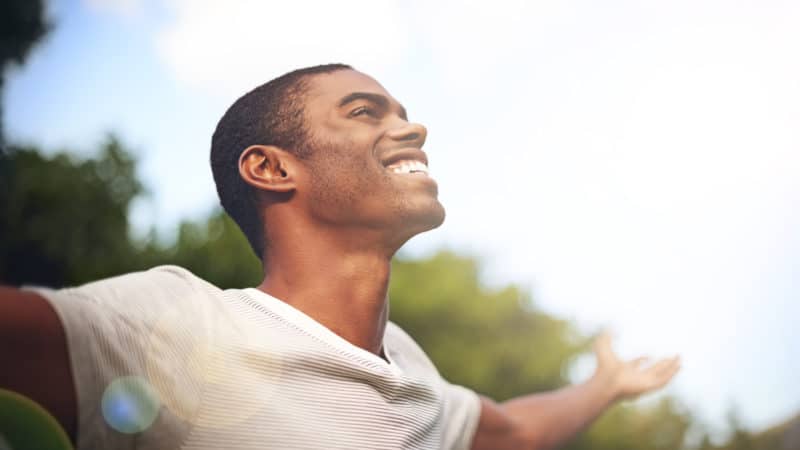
top-left (0, 0), bottom-right (50, 150)
top-left (0, 0), bottom-right (48, 66)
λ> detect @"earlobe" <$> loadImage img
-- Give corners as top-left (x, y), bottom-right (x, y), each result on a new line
top-left (238, 145), bottom-right (296, 193)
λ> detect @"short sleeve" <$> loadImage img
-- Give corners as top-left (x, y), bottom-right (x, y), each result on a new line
top-left (25, 266), bottom-right (218, 450)
top-left (439, 381), bottom-right (481, 450)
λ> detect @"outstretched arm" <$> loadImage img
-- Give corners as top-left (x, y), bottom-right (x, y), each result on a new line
top-left (469, 333), bottom-right (681, 450)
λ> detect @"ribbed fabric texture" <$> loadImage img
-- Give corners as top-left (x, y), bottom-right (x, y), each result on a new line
top-left (31, 266), bottom-right (481, 449)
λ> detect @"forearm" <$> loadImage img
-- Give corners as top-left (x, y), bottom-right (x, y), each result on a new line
top-left (501, 374), bottom-right (618, 450)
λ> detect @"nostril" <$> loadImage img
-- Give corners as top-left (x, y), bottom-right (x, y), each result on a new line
top-left (387, 122), bottom-right (427, 144)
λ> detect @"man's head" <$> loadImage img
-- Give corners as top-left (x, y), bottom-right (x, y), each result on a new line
top-left (211, 64), bottom-right (444, 258)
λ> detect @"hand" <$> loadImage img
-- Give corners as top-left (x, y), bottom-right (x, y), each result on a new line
top-left (592, 332), bottom-right (681, 401)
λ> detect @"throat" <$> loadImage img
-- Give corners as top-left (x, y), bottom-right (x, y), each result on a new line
top-left (259, 249), bottom-right (393, 355)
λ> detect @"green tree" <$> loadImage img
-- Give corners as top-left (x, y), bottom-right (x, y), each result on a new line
top-left (568, 397), bottom-right (693, 450)
top-left (726, 414), bottom-right (757, 450)
top-left (0, 136), bottom-right (262, 289)
top-left (0, 136), bottom-right (144, 286)
top-left (142, 210), bottom-right (262, 289)
top-left (389, 251), bottom-right (588, 400)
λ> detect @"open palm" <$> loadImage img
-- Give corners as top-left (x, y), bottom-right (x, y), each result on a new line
top-left (593, 332), bottom-right (681, 400)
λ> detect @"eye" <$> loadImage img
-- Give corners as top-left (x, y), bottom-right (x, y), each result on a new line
top-left (350, 105), bottom-right (376, 118)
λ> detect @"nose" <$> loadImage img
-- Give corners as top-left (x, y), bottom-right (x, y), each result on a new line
top-left (386, 121), bottom-right (427, 148)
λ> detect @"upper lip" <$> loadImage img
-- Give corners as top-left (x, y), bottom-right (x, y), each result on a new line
top-left (379, 148), bottom-right (429, 168)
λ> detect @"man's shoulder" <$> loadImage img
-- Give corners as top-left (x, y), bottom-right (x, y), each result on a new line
top-left (26, 265), bottom-right (231, 360)
top-left (384, 320), bottom-right (416, 345)
top-left (79, 264), bottom-right (214, 291)
top-left (384, 321), bottom-right (440, 376)
top-left (22, 266), bottom-right (223, 449)
top-left (29, 265), bottom-right (222, 311)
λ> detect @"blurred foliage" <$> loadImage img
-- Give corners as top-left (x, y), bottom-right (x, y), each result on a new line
top-left (1, 138), bottom-right (796, 449)
top-left (0, 137), bottom-right (143, 286)
top-left (390, 252), bottom-right (588, 400)
top-left (568, 397), bottom-right (693, 450)
top-left (0, 137), bottom-right (262, 288)
top-left (696, 411), bottom-right (800, 450)
top-left (140, 210), bottom-right (263, 288)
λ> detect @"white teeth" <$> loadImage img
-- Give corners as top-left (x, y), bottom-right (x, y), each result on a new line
top-left (388, 160), bottom-right (428, 175)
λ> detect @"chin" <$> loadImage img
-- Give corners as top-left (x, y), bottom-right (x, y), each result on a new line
top-left (426, 202), bottom-right (447, 229)
top-left (402, 201), bottom-right (446, 236)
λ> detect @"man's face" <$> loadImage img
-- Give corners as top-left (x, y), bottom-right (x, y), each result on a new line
top-left (296, 69), bottom-right (445, 245)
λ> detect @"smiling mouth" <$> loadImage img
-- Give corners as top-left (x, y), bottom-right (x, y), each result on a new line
top-left (385, 160), bottom-right (429, 176)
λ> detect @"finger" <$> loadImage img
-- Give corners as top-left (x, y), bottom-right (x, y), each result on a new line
top-left (655, 356), bottom-right (681, 374)
top-left (592, 331), bottom-right (611, 351)
top-left (646, 357), bottom-right (681, 388)
top-left (593, 331), bottom-right (616, 362)
top-left (629, 356), bottom-right (652, 369)
top-left (655, 356), bottom-right (681, 378)
top-left (643, 356), bottom-right (678, 375)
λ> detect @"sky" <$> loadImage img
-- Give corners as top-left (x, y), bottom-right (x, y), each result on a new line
top-left (5, 0), bottom-right (799, 436)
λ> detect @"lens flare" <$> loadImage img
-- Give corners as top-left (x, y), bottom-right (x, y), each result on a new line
top-left (101, 376), bottom-right (160, 434)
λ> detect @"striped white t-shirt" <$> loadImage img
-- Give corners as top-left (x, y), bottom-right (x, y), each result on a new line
top-left (31, 265), bottom-right (482, 449)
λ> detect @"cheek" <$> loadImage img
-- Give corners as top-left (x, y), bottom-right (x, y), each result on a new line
top-left (305, 140), bottom-right (383, 208)
top-left (311, 136), bottom-right (385, 187)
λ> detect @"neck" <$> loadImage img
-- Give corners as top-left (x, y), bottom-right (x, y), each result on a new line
top-left (257, 227), bottom-right (395, 356)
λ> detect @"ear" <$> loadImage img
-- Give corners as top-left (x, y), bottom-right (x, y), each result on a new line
top-left (238, 145), bottom-right (297, 193)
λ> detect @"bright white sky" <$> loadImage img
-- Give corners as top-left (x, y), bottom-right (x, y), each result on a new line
top-left (6, 0), bottom-right (799, 435)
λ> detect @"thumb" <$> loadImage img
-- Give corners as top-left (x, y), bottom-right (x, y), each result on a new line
top-left (593, 331), bottom-right (616, 363)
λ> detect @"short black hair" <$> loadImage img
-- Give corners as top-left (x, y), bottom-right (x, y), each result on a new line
top-left (210, 63), bottom-right (353, 258)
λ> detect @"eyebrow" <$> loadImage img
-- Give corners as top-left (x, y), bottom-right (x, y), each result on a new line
top-left (338, 92), bottom-right (408, 121)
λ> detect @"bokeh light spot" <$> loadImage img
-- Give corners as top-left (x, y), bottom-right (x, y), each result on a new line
top-left (101, 376), bottom-right (160, 434)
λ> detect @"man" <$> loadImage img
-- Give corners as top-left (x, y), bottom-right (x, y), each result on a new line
top-left (0, 64), bottom-right (680, 449)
